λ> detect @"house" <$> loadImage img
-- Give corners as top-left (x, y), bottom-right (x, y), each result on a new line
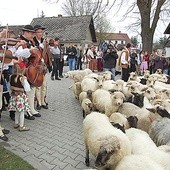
top-left (0, 15), bottom-right (97, 49)
top-left (0, 25), bottom-right (24, 38)
top-left (30, 15), bottom-right (97, 48)
top-left (164, 23), bottom-right (170, 57)
top-left (96, 31), bottom-right (131, 50)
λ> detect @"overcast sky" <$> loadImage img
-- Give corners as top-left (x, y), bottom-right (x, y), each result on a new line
top-left (0, 0), bottom-right (169, 41)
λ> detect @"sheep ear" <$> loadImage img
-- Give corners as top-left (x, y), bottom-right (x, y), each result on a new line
top-left (162, 89), bottom-right (167, 93)
top-left (131, 92), bottom-right (137, 96)
top-left (111, 81), bottom-right (116, 84)
top-left (126, 83), bottom-right (131, 87)
top-left (146, 108), bottom-right (156, 113)
top-left (141, 87), bottom-right (148, 91)
top-left (108, 89), bottom-right (116, 94)
top-left (93, 77), bottom-right (99, 82)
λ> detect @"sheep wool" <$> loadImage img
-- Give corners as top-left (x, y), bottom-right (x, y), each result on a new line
top-left (126, 128), bottom-right (170, 169)
top-left (83, 112), bottom-right (131, 169)
top-left (93, 89), bottom-right (125, 117)
top-left (149, 118), bottom-right (170, 146)
top-left (115, 154), bottom-right (164, 170)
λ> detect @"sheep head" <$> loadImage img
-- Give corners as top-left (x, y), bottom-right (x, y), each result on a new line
top-left (144, 88), bottom-right (156, 101)
top-left (111, 122), bottom-right (125, 133)
top-left (111, 91), bottom-right (125, 106)
top-left (155, 105), bottom-right (170, 119)
top-left (127, 116), bottom-right (138, 128)
top-left (128, 72), bottom-right (138, 81)
top-left (95, 136), bottom-right (120, 168)
top-left (155, 69), bottom-right (162, 74)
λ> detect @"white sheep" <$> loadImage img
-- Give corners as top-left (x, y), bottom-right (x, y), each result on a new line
top-left (83, 73), bottom-right (99, 79)
top-left (99, 71), bottom-right (112, 80)
top-left (115, 154), bottom-right (164, 170)
top-left (149, 118), bottom-right (170, 146)
top-left (69, 82), bottom-right (82, 99)
top-left (81, 75), bottom-right (103, 92)
top-left (79, 90), bottom-right (93, 104)
top-left (158, 145), bottom-right (170, 154)
top-left (83, 112), bottom-right (131, 169)
top-left (126, 128), bottom-right (170, 170)
top-left (101, 80), bottom-right (116, 91)
top-left (93, 89), bottom-right (125, 117)
top-left (109, 112), bottom-right (138, 129)
top-left (128, 72), bottom-right (141, 82)
top-left (159, 89), bottom-right (170, 100)
top-left (152, 80), bottom-right (170, 93)
top-left (65, 69), bottom-right (92, 82)
top-left (81, 98), bottom-right (95, 118)
top-left (126, 80), bottom-right (148, 92)
top-left (101, 79), bottom-right (124, 91)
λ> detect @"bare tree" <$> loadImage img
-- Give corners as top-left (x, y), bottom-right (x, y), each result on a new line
top-left (43, 0), bottom-right (170, 54)
top-left (115, 0), bottom-right (170, 53)
top-left (53, 0), bottom-right (116, 20)
top-left (95, 15), bottom-right (114, 43)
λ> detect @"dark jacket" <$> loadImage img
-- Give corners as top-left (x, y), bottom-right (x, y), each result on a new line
top-left (154, 56), bottom-right (166, 71)
top-left (66, 46), bottom-right (77, 59)
top-left (103, 51), bottom-right (118, 69)
top-left (130, 52), bottom-right (138, 65)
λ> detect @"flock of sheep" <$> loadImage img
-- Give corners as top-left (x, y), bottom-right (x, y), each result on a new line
top-left (65, 68), bottom-right (170, 170)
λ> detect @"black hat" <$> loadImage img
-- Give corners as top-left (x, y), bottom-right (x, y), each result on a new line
top-left (22, 25), bottom-right (35, 32)
top-left (34, 25), bottom-right (46, 31)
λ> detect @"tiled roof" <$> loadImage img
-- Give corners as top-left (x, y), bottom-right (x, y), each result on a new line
top-left (0, 25), bottom-right (24, 38)
top-left (30, 15), bottom-right (97, 42)
top-left (164, 23), bottom-right (170, 34)
top-left (96, 32), bottom-right (131, 43)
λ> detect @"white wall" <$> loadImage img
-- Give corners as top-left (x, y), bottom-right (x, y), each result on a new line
top-left (165, 47), bottom-right (170, 57)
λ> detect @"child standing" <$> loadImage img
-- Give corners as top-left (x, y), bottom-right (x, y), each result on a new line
top-left (8, 74), bottom-right (31, 131)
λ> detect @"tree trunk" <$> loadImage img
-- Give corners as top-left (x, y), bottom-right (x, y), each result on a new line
top-left (141, 31), bottom-right (154, 54)
top-left (137, 0), bottom-right (166, 54)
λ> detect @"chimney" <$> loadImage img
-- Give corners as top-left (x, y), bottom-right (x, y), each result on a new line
top-left (58, 14), bottom-right (62, 17)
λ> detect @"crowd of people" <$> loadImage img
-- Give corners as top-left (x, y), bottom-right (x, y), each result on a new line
top-left (0, 23), bottom-right (169, 142)
top-left (0, 24), bottom-right (67, 141)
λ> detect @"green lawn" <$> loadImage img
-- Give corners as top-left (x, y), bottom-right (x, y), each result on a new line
top-left (0, 144), bottom-right (36, 170)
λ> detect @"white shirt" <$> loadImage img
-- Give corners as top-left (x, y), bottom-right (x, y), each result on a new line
top-left (120, 49), bottom-right (129, 64)
top-left (87, 49), bottom-right (94, 59)
top-left (49, 46), bottom-right (60, 55)
top-left (14, 46), bottom-right (31, 59)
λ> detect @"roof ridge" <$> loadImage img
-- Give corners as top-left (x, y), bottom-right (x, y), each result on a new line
top-left (33, 15), bottom-right (92, 20)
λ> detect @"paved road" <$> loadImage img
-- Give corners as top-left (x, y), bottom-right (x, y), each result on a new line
top-left (0, 66), bottom-right (96, 170)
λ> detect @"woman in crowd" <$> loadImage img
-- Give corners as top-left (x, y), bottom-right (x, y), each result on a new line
top-left (140, 51), bottom-right (148, 75)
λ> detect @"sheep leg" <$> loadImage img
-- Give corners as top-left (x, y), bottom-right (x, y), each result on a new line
top-left (83, 110), bottom-right (85, 118)
top-left (85, 148), bottom-right (90, 166)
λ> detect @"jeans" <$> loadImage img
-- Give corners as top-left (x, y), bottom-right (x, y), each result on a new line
top-left (163, 69), bottom-right (168, 75)
top-left (68, 58), bottom-right (76, 71)
top-left (103, 68), bottom-right (116, 80)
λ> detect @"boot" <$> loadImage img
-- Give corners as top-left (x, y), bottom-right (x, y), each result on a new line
top-left (41, 94), bottom-right (48, 109)
top-left (0, 135), bottom-right (8, 141)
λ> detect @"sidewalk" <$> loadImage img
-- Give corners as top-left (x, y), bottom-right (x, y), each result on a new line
top-left (0, 66), bottom-right (95, 170)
